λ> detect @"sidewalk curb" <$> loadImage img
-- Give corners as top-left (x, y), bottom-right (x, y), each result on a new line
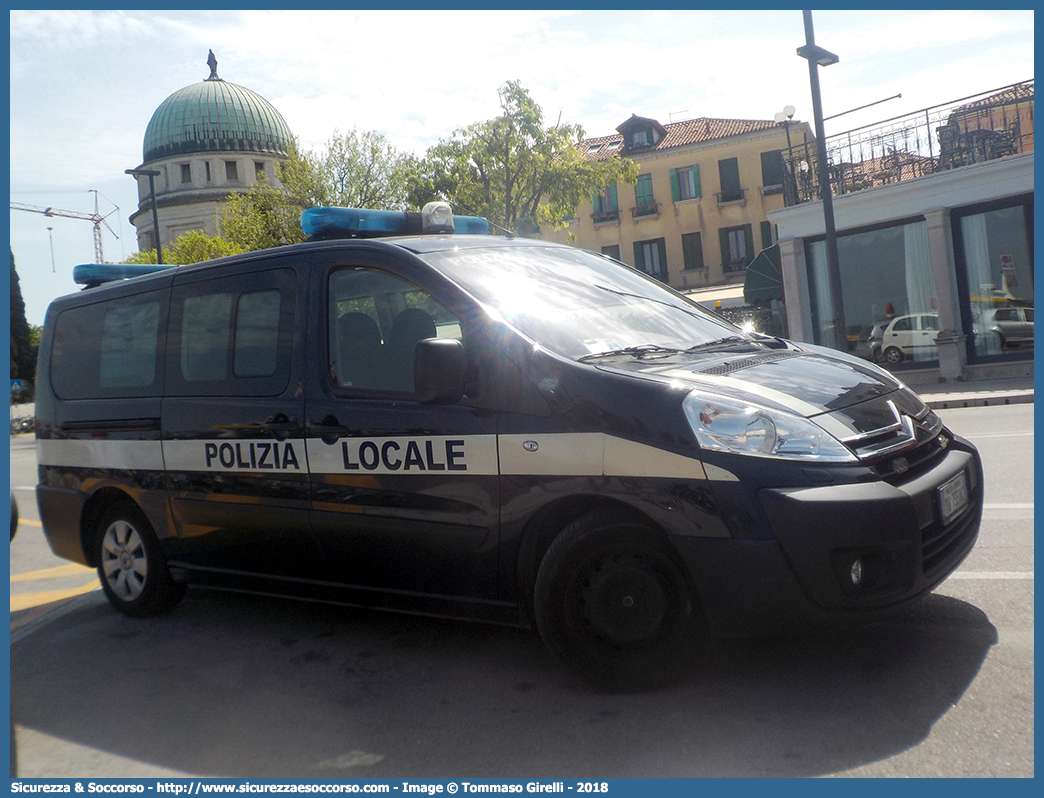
top-left (922, 391), bottom-right (1034, 410)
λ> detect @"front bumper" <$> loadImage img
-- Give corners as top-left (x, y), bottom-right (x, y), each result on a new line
top-left (671, 440), bottom-right (983, 636)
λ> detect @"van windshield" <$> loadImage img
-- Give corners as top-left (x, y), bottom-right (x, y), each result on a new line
top-left (422, 244), bottom-right (745, 360)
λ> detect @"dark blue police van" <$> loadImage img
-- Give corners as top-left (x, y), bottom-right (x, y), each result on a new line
top-left (35, 202), bottom-right (983, 689)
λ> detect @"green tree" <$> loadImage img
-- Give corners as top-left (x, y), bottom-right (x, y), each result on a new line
top-left (122, 230), bottom-right (246, 265)
top-left (408, 81), bottom-right (638, 234)
top-left (290, 129), bottom-right (417, 211)
top-left (220, 177), bottom-right (307, 252)
top-left (9, 249), bottom-right (36, 396)
top-left (218, 133), bottom-right (416, 252)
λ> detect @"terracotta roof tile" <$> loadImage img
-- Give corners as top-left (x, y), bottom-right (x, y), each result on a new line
top-left (580, 117), bottom-right (780, 160)
top-left (953, 82), bottom-right (1034, 115)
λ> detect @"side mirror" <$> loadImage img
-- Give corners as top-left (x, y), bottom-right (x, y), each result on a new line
top-left (414, 338), bottom-right (466, 404)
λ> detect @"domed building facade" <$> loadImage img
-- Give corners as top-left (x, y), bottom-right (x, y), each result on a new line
top-left (128, 51), bottom-right (295, 252)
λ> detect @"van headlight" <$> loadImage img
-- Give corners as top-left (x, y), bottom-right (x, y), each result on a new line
top-left (682, 392), bottom-right (855, 462)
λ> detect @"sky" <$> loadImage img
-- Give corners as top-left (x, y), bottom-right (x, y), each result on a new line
top-left (8, 9), bottom-right (1035, 326)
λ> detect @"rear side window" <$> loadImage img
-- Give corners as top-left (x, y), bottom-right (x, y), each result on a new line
top-left (181, 293), bottom-right (234, 382)
top-left (51, 291), bottom-right (166, 399)
top-left (166, 268), bottom-right (296, 397)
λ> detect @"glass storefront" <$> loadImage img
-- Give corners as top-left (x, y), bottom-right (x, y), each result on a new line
top-left (955, 200), bottom-right (1034, 359)
top-left (807, 219), bottom-right (939, 367)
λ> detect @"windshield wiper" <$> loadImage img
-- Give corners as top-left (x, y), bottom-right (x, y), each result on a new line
top-left (684, 336), bottom-right (753, 352)
top-left (577, 344), bottom-right (686, 362)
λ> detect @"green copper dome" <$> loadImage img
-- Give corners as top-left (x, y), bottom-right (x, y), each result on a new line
top-left (143, 57), bottom-right (293, 162)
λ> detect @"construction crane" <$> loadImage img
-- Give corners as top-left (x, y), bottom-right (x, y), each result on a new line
top-left (11, 190), bottom-right (118, 263)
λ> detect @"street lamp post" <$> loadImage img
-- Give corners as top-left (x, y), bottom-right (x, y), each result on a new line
top-left (125, 168), bottom-right (163, 265)
top-left (774, 105), bottom-right (797, 203)
top-left (797, 9), bottom-right (846, 353)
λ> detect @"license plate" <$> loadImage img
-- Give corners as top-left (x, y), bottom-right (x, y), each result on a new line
top-left (939, 470), bottom-right (970, 526)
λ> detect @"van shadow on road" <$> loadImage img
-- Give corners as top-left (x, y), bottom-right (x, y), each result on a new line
top-left (11, 589), bottom-right (996, 778)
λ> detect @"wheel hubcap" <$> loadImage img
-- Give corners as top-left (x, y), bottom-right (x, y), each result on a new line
top-left (577, 553), bottom-right (670, 648)
top-left (101, 520), bottom-right (147, 602)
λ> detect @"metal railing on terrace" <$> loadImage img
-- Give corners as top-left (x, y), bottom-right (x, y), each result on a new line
top-left (781, 80), bottom-right (1034, 206)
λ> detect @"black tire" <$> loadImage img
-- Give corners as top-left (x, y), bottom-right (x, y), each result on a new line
top-left (95, 502), bottom-right (186, 617)
top-left (884, 346), bottom-right (904, 365)
top-left (993, 331), bottom-right (1006, 350)
top-left (533, 509), bottom-right (701, 691)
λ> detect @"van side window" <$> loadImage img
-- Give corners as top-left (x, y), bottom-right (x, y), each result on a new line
top-left (51, 291), bottom-right (165, 399)
top-left (234, 289), bottom-right (282, 377)
top-left (180, 289), bottom-right (282, 381)
top-left (329, 268), bottom-right (461, 394)
top-left (167, 268), bottom-right (295, 397)
top-left (100, 302), bottom-right (161, 389)
top-left (181, 293), bottom-right (233, 382)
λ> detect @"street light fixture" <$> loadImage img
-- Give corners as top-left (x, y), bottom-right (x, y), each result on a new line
top-left (796, 44), bottom-right (839, 68)
top-left (797, 10), bottom-right (846, 354)
top-left (125, 168), bottom-right (163, 265)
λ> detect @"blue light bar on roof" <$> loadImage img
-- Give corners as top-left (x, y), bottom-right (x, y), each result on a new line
top-left (301, 201), bottom-right (489, 239)
top-left (73, 262), bottom-right (177, 286)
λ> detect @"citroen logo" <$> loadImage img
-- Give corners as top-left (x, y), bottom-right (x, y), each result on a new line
top-left (523, 440), bottom-right (539, 452)
top-left (892, 457), bottom-right (910, 474)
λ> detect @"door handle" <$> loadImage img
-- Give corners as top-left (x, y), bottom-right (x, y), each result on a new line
top-left (261, 414), bottom-right (299, 441)
top-left (312, 416), bottom-right (350, 445)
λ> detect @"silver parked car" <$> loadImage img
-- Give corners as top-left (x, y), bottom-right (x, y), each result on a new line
top-left (979, 306), bottom-right (1034, 349)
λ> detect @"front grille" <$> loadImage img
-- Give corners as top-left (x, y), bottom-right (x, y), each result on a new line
top-left (876, 434), bottom-right (948, 482)
top-left (921, 500), bottom-right (979, 579)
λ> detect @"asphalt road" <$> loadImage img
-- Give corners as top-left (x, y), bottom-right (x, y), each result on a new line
top-left (8, 404), bottom-right (1034, 777)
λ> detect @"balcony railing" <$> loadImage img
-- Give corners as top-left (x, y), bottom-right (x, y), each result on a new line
top-left (591, 210), bottom-right (619, 224)
top-left (630, 203), bottom-right (660, 219)
top-left (715, 188), bottom-right (747, 206)
top-left (781, 80), bottom-right (1034, 206)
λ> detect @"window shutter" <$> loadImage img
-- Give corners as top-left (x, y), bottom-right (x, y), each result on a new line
top-left (593, 193), bottom-right (603, 214)
top-left (692, 165), bottom-right (701, 199)
top-left (670, 169), bottom-right (680, 202)
top-left (633, 241), bottom-right (645, 272)
top-left (761, 221), bottom-right (773, 249)
top-left (718, 158), bottom-right (740, 198)
top-left (743, 225), bottom-right (755, 266)
top-left (609, 183), bottom-right (618, 211)
top-left (761, 150), bottom-right (785, 186)
top-left (719, 228), bottom-right (731, 268)
top-left (656, 239), bottom-right (668, 282)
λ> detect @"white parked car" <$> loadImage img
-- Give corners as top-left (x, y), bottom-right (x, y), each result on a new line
top-left (869, 313), bottom-right (940, 365)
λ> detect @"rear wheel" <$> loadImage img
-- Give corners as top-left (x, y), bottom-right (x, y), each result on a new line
top-left (96, 502), bottom-right (185, 617)
top-left (534, 509), bottom-right (700, 690)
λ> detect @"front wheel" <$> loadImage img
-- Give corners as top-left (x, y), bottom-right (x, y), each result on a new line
top-left (96, 502), bottom-right (186, 617)
top-left (534, 509), bottom-right (701, 691)
top-left (884, 346), bottom-right (904, 365)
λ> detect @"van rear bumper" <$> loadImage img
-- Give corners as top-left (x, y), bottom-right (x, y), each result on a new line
top-left (36, 486), bottom-right (89, 566)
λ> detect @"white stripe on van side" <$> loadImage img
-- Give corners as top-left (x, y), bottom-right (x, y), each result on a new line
top-left (498, 433), bottom-right (709, 480)
top-left (36, 439), bottom-right (165, 471)
top-left (498, 433), bottom-right (604, 477)
top-left (38, 433), bottom-right (725, 482)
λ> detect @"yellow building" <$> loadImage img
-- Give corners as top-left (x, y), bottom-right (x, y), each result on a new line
top-left (542, 113), bottom-right (813, 292)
